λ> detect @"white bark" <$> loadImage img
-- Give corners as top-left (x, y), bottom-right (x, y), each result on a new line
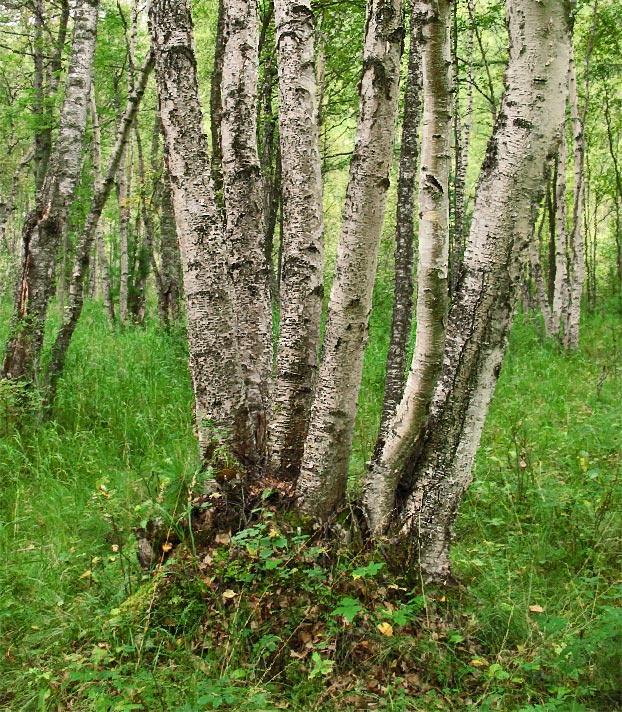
top-left (268, 0), bottom-right (325, 480)
top-left (389, 0), bottom-right (571, 579)
top-left (551, 126), bottom-right (569, 337)
top-left (298, 0), bottom-right (405, 519)
top-left (374, 0), bottom-right (426, 456)
top-left (148, 0), bottom-right (254, 463)
top-left (221, 0), bottom-right (273, 455)
top-left (365, 0), bottom-right (452, 535)
top-left (563, 47), bottom-right (585, 349)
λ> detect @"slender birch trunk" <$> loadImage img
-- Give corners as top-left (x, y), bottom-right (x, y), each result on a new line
top-left (528, 198), bottom-right (555, 338)
top-left (2, 0), bottom-right (99, 383)
top-left (33, 0), bottom-right (70, 193)
top-left (117, 142), bottom-right (132, 326)
top-left (268, 0), bottom-right (325, 480)
top-left (604, 93), bottom-right (622, 294)
top-left (148, 0), bottom-right (254, 464)
top-left (563, 49), bottom-right (585, 349)
top-left (297, 0), bottom-right (405, 519)
top-left (374, 1), bottom-right (426, 457)
top-left (365, 0), bottom-right (452, 535)
top-left (382, 0), bottom-right (570, 580)
top-left (258, 12), bottom-right (280, 300)
top-left (450, 0), bottom-right (473, 295)
top-left (551, 129), bottom-right (570, 336)
top-left (45, 55), bottom-right (154, 405)
top-left (220, 0), bottom-right (273, 455)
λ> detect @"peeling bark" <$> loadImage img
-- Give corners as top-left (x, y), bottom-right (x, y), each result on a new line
top-left (365, 0), bottom-right (452, 535)
top-left (298, 0), bottom-right (405, 519)
top-left (390, 0), bottom-right (570, 579)
top-left (148, 0), bottom-right (254, 463)
top-left (268, 0), bottom-right (325, 480)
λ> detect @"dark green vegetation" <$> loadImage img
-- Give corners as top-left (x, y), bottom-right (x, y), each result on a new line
top-left (1, 294), bottom-right (620, 711)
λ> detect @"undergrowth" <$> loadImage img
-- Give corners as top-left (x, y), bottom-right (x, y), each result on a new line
top-left (0, 298), bottom-right (621, 711)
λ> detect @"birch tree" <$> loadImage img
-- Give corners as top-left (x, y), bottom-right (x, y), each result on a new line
top-left (2, 0), bottom-right (100, 382)
top-left (148, 0), bottom-right (254, 464)
top-left (220, 0), bottom-right (274, 454)
top-left (268, 0), bottom-right (325, 480)
top-left (364, 0), bottom-right (571, 579)
top-left (365, 0), bottom-right (453, 535)
top-left (297, 0), bottom-right (405, 518)
top-left (374, 0), bottom-right (426, 457)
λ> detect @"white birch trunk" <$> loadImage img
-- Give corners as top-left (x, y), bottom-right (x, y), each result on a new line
top-left (365, 0), bottom-right (452, 535)
top-left (220, 0), bottom-right (273, 455)
top-left (298, 0), bottom-right (405, 519)
top-left (117, 144), bottom-right (131, 326)
top-left (268, 0), bottom-right (325, 480)
top-left (551, 127), bottom-right (570, 337)
top-left (387, 0), bottom-right (571, 579)
top-left (374, 0), bottom-right (426, 456)
top-left (148, 0), bottom-right (254, 464)
top-left (563, 48), bottom-right (585, 349)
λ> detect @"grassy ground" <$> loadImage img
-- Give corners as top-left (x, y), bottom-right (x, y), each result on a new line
top-left (0, 296), bottom-right (620, 711)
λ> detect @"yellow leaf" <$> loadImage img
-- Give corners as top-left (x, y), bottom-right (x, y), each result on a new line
top-left (161, 542), bottom-right (173, 553)
top-left (529, 605), bottom-right (544, 613)
top-left (377, 622), bottom-right (393, 637)
top-left (222, 589), bottom-right (237, 600)
top-left (470, 658), bottom-right (489, 668)
top-left (79, 570), bottom-right (92, 580)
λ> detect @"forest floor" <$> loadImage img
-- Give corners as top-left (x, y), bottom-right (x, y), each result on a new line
top-left (0, 295), bottom-right (621, 711)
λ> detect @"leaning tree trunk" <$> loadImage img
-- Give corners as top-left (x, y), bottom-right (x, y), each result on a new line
top-left (220, 0), bottom-right (274, 456)
top-left (148, 0), bottom-right (254, 464)
top-left (367, 0), bottom-right (571, 580)
top-left (2, 0), bottom-right (99, 383)
top-left (45, 55), bottom-right (154, 406)
top-left (268, 0), bottom-right (325, 480)
top-left (373, 0), bottom-right (426, 459)
top-left (297, 0), bottom-right (405, 519)
top-left (365, 0), bottom-right (452, 535)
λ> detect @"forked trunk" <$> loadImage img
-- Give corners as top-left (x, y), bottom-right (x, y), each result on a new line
top-left (148, 0), bottom-right (254, 464)
top-left (298, 0), bottom-right (405, 519)
top-left (383, 0), bottom-right (571, 579)
top-left (365, 0), bottom-right (452, 535)
top-left (374, 0), bottom-right (426, 458)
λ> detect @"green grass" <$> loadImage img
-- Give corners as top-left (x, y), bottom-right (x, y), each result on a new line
top-left (0, 297), bottom-right (620, 711)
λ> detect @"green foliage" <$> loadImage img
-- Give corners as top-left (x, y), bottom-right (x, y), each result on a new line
top-left (1, 295), bottom-right (621, 710)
